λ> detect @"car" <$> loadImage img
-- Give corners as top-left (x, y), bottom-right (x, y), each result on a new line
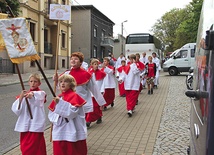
top-left (185, 0), bottom-right (214, 154)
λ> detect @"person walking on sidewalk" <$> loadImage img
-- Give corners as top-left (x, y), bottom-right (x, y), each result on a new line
top-left (54, 52), bottom-right (106, 115)
top-left (48, 74), bottom-right (87, 155)
top-left (101, 57), bottom-right (116, 110)
top-left (116, 60), bottom-right (126, 97)
top-left (135, 53), bottom-right (145, 104)
top-left (140, 52), bottom-right (148, 88)
top-left (86, 59), bottom-right (106, 127)
top-left (152, 52), bottom-right (161, 88)
top-left (145, 56), bottom-right (156, 95)
top-left (11, 73), bottom-right (47, 155)
top-left (119, 54), bottom-right (141, 117)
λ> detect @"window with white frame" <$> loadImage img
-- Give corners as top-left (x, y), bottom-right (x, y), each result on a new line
top-left (94, 26), bottom-right (97, 38)
top-left (93, 46), bottom-right (97, 58)
top-left (101, 30), bottom-right (105, 40)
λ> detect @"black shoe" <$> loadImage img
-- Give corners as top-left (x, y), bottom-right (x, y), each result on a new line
top-left (151, 88), bottom-right (153, 94)
top-left (86, 122), bottom-right (91, 127)
top-left (111, 102), bottom-right (114, 107)
top-left (148, 90), bottom-right (151, 95)
top-left (154, 85), bottom-right (158, 89)
top-left (103, 106), bottom-right (107, 111)
top-left (96, 118), bottom-right (102, 124)
top-left (136, 100), bottom-right (138, 105)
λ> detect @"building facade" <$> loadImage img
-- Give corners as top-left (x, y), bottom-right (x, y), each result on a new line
top-left (0, 0), bottom-right (72, 73)
top-left (71, 5), bottom-right (114, 63)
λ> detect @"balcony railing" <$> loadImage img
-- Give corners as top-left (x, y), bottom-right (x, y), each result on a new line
top-left (44, 42), bottom-right (52, 54)
top-left (100, 37), bottom-right (114, 47)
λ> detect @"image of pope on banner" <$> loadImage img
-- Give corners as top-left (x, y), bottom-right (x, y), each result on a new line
top-left (0, 17), bottom-right (40, 63)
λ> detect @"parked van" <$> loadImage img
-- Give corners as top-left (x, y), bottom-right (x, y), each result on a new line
top-left (163, 43), bottom-right (196, 76)
top-left (185, 0), bottom-right (214, 154)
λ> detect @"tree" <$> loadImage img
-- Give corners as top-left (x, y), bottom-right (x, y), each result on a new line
top-left (151, 0), bottom-right (203, 53)
top-left (175, 0), bottom-right (203, 49)
top-left (151, 8), bottom-right (189, 52)
top-left (0, 0), bottom-right (20, 17)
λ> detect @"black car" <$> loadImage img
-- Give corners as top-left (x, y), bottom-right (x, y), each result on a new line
top-left (185, 0), bottom-right (214, 154)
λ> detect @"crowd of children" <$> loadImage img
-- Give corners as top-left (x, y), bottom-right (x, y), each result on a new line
top-left (11, 52), bottom-right (161, 155)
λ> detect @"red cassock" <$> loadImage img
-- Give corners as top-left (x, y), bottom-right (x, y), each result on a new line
top-left (53, 140), bottom-right (87, 155)
top-left (125, 90), bottom-right (139, 111)
top-left (86, 69), bottom-right (106, 122)
top-left (117, 66), bottom-right (126, 96)
top-left (20, 132), bottom-right (46, 155)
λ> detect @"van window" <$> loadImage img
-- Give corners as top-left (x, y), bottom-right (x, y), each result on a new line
top-left (191, 49), bottom-right (195, 57)
top-left (175, 50), bottom-right (188, 58)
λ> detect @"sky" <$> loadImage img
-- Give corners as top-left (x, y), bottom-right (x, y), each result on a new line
top-left (72, 0), bottom-right (192, 37)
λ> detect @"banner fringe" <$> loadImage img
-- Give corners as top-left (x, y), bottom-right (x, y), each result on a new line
top-left (10, 54), bottom-right (40, 64)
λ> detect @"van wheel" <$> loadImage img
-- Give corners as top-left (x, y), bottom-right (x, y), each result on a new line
top-left (169, 67), bottom-right (178, 76)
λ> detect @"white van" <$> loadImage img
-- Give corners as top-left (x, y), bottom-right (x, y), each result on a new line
top-left (163, 43), bottom-right (196, 76)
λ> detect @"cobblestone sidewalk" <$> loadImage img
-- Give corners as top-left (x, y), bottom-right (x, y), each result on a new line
top-left (153, 75), bottom-right (190, 155)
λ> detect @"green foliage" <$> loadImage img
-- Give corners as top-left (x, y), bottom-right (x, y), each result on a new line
top-left (151, 0), bottom-right (203, 53)
top-left (0, 0), bottom-right (20, 17)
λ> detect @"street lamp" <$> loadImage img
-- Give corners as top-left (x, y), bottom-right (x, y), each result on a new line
top-left (121, 20), bottom-right (128, 54)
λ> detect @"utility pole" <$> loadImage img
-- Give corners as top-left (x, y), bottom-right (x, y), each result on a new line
top-left (121, 20), bottom-right (127, 54)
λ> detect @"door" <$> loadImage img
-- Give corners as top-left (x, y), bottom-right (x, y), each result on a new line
top-left (174, 49), bottom-right (190, 72)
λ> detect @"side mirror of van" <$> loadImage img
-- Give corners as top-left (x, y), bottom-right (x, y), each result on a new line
top-left (205, 30), bottom-right (214, 50)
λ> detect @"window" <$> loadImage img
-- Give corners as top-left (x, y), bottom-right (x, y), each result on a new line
top-left (62, 32), bottom-right (66, 48)
top-left (62, 0), bottom-right (66, 5)
top-left (62, 59), bottom-right (65, 68)
top-left (94, 27), bottom-right (97, 38)
top-left (30, 61), bottom-right (35, 67)
top-left (30, 22), bottom-right (36, 41)
top-left (93, 46), bottom-right (97, 58)
top-left (44, 57), bottom-right (47, 68)
top-left (101, 30), bottom-right (105, 40)
top-left (176, 50), bottom-right (188, 58)
top-left (44, 29), bottom-right (48, 42)
top-left (191, 49), bottom-right (195, 57)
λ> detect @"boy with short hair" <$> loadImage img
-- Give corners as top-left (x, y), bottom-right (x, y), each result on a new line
top-left (119, 54), bottom-right (141, 117)
top-left (86, 59), bottom-right (106, 127)
top-left (48, 74), bottom-right (87, 155)
top-left (101, 57), bottom-right (116, 110)
top-left (116, 60), bottom-right (126, 97)
top-left (11, 73), bottom-right (47, 155)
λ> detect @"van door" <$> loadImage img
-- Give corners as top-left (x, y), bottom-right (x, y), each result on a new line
top-left (174, 49), bottom-right (190, 72)
top-left (190, 48), bottom-right (195, 68)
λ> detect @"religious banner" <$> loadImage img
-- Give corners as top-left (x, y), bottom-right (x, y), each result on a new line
top-left (0, 13), bottom-right (8, 52)
top-left (0, 17), bottom-right (40, 63)
top-left (49, 4), bottom-right (71, 20)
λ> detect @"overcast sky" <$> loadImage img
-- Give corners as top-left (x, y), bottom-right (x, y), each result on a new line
top-left (72, 0), bottom-right (192, 37)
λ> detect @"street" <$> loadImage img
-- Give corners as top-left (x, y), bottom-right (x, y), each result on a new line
top-left (0, 78), bottom-right (56, 154)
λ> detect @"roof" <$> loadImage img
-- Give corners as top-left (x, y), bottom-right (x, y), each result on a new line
top-left (71, 5), bottom-right (115, 25)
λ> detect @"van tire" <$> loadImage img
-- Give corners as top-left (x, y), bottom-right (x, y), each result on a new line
top-left (169, 67), bottom-right (178, 76)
